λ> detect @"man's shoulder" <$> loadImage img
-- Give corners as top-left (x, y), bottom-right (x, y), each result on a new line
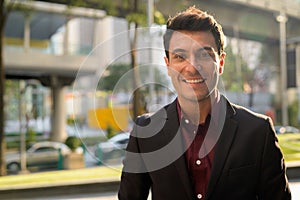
top-left (136, 102), bottom-right (173, 126)
top-left (228, 101), bottom-right (272, 127)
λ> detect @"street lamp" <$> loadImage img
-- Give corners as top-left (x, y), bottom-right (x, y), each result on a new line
top-left (276, 11), bottom-right (289, 126)
top-left (147, 0), bottom-right (155, 111)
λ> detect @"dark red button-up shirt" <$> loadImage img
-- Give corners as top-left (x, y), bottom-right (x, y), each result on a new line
top-left (177, 102), bottom-right (215, 199)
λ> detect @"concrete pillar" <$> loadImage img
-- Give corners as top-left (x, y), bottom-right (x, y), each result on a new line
top-left (24, 14), bottom-right (31, 53)
top-left (63, 18), bottom-right (69, 55)
top-left (50, 76), bottom-right (67, 142)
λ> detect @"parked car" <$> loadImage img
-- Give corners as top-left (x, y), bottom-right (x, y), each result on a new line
top-left (95, 132), bottom-right (129, 164)
top-left (274, 125), bottom-right (300, 134)
top-left (6, 141), bottom-right (71, 173)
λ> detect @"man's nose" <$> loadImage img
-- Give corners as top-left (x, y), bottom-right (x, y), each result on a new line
top-left (185, 56), bottom-right (202, 73)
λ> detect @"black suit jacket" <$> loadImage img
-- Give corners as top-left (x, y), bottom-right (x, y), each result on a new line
top-left (118, 96), bottom-right (291, 200)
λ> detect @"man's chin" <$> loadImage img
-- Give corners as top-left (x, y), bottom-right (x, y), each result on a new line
top-left (179, 93), bottom-right (210, 103)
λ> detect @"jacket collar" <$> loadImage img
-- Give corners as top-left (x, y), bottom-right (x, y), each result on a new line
top-left (205, 96), bottom-right (238, 199)
top-left (162, 99), bottom-right (195, 199)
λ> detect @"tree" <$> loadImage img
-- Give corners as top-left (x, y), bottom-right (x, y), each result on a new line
top-left (98, 63), bottom-right (132, 92)
top-left (0, 0), bottom-right (33, 176)
top-left (98, 63), bottom-right (170, 93)
top-left (0, 0), bottom-right (17, 176)
top-left (0, 0), bottom-right (6, 177)
top-left (222, 43), bottom-right (252, 92)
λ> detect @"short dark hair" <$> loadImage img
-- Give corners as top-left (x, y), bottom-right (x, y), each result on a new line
top-left (163, 6), bottom-right (225, 59)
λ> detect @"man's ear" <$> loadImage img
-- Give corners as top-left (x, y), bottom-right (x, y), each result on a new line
top-left (219, 52), bottom-right (226, 75)
top-left (164, 57), bottom-right (172, 76)
top-left (164, 57), bottom-right (169, 67)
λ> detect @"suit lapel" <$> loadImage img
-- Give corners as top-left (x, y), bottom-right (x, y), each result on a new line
top-left (162, 100), bottom-right (195, 200)
top-left (205, 99), bottom-right (238, 199)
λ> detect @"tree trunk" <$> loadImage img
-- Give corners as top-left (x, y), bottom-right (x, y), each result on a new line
top-left (131, 23), bottom-right (142, 119)
top-left (0, 1), bottom-right (7, 176)
top-left (130, 0), bottom-right (143, 120)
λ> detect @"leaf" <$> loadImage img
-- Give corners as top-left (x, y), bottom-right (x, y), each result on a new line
top-left (126, 12), bottom-right (147, 26)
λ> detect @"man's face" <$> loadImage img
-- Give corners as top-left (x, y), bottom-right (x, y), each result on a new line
top-left (164, 31), bottom-right (225, 103)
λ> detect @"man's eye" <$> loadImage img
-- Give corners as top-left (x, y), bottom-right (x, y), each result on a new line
top-left (198, 49), bottom-right (215, 61)
top-left (174, 54), bottom-right (185, 60)
top-left (200, 52), bottom-right (211, 58)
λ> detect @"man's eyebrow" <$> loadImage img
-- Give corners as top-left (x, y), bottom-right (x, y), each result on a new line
top-left (196, 46), bottom-right (215, 51)
top-left (170, 48), bottom-right (187, 54)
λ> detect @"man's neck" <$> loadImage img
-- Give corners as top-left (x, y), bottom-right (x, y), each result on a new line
top-left (178, 91), bottom-right (218, 125)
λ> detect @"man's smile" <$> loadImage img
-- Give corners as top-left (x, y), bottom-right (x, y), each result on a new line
top-left (182, 77), bottom-right (206, 84)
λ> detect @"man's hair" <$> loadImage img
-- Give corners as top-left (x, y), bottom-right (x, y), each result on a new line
top-left (163, 6), bottom-right (225, 59)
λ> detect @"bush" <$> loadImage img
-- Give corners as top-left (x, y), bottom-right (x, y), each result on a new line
top-left (65, 136), bottom-right (82, 152)
top-left (26, 128), bottom-right (36, 146)
top-left (106, 125), bottom-right (116, 139)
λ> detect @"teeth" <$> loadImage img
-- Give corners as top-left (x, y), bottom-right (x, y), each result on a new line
top-left (185, 79), bottom-right (205, 83)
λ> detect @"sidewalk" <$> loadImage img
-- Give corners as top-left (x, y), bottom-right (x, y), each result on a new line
top-left (0, 162), bottom-right (299, 199)
top-left (1, 161), bottom-right (299, 190)
top-left (0, 166), bottom-right (122, 199)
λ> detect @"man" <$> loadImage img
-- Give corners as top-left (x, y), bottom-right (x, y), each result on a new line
top-left (118, 6), bottom-right (291, 200)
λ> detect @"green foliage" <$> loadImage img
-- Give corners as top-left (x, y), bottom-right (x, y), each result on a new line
top-left (44, 0), bottom-right (166, 26)
top-left (98, 63), bottom-right (132, 91)
top-left (288, 99), bottom-right (300, 128)
top-left (4, 80), bottom-right (19, 120)
top-left (278, 133), bottom-right (300, 162)
top-left (26, 127), bottom-right (36, 146)
top-left (126, 12), bottom-right (147, 26)
top-left (97, 63), bottom-right (170, 92)
top-left (258, 44), bottom-right (276, 66)
top-left (154, 10), bottom-right (166, 25)
top-left (222, 43), bottom-right (253, 91)
top-left (65, 136), bottom-right (82, 151)
top-left (106, 125), bottom-right (116, 139)
top-left (67, 116), bottom-right (75, 125)
top-left (10, 0), bottom-right (33, 14)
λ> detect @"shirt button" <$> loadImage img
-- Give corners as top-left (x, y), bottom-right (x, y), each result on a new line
top-left (184, 119), bottom-right (189, 124)
top-left (193, 130), bottom-right (196, 134)
top-left (196, 159), bottom-right (201, 165)
top-left (197, 193), bottom-right (203, 199)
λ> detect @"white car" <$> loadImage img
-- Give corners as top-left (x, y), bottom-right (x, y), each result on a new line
top-left (95, 132), bottom-right (130, 164)
top-left (6, 141), bottom-right (71, 173)
top-left (275, 125), bottom-right (300, 134)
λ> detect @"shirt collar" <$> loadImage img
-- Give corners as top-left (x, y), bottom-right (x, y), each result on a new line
top-left (176, 91), bottom-right (221, 127)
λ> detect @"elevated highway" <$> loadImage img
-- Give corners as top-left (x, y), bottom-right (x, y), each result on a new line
top-left (5, 0), bottom-right (300, 80)
top-left (5, 1), bottom-right (106, 81)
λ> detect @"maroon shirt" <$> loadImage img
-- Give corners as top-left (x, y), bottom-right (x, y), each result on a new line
top-left (177, 102), bottom-right (215, 199)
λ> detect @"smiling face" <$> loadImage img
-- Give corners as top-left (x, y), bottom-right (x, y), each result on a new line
top-left (164, 31), bottom-right (225, 104)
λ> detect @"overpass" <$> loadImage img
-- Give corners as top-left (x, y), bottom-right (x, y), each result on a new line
top-left (6, 0), bottom-right (300, 80)
top-left (4, 0), bottom-right (300, 141)
top-left (157, 0), bottom-right (300, 43)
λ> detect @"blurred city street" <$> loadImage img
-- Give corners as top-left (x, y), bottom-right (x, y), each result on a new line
top-left (1, 0), bottom-right (300, 199)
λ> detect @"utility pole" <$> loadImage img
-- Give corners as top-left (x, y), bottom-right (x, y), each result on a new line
top-left (147, 0), bottom-right (155, 112)
top-left (296, 45), bottom-right (300, 125)
top-left (276, 11), bottom-right (289, 126)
